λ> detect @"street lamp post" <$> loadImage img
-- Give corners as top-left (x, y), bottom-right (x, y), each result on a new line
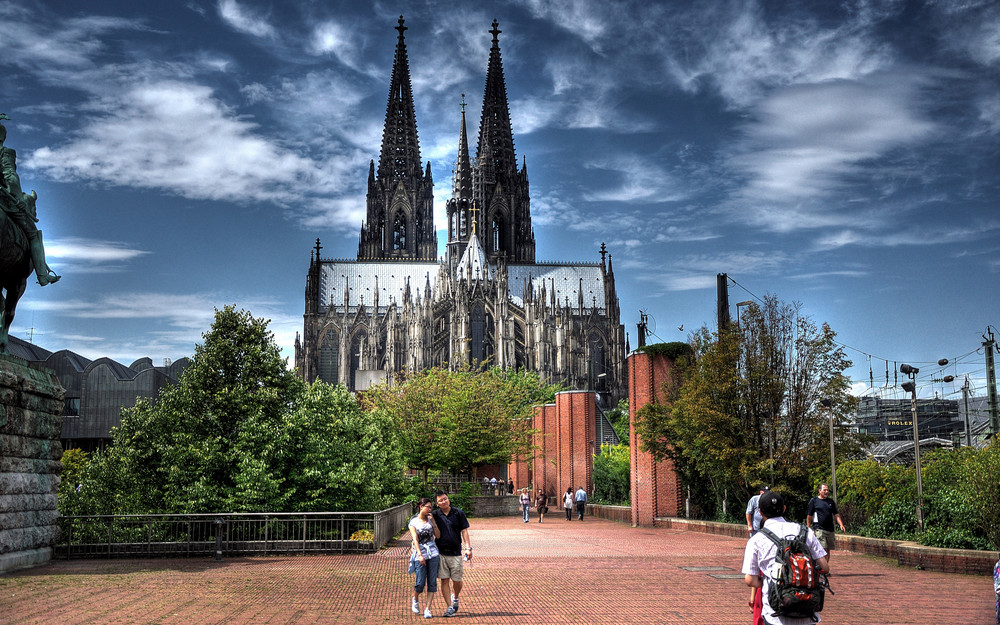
top-left (821, 398), bottom-right (837, 503)
top-left (901, 358), bottom-right (948, 533)
top-left (900, 363), bottom-right (923, 532)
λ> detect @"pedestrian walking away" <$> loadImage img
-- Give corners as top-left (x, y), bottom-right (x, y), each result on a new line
top-left (519, 488), bottom-right (531, 523)
top-left (746, 485), bottom-right (768, 536)
top-left (408, 498), bottom-right (441, 619)
top-left (563, 487), bottom-right (574, 521)
top-left (507, 478), bottom-right (514, 495)
top-left (743, 491), bottom-right (830, 625)
top-left (433, 491), bottom-right (471, 618)
top-left (992, 556), bottom-right (999, 625)
top-left (805, 483), bottom-right (846, 561)
top-left (574, 486), bottom-right (587, 520)
top-left (534, 489), bottom-right (548, 523)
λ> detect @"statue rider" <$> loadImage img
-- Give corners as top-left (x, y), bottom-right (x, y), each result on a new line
top-left (0, 115), bottom-right (59, 286)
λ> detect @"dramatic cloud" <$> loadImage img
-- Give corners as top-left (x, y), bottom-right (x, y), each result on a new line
top-left (218, 0), bottom-right (276, 38)
top-left (26, 81), bottom-right (329, 204)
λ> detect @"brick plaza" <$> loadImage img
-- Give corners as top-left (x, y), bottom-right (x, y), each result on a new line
top-left (2, 516), bottom-right (994, 624)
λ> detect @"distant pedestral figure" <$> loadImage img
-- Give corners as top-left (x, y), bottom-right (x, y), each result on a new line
top-left (0, 114), bottom-right (60, 354)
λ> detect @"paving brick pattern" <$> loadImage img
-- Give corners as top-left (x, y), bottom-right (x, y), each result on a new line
top-left (2, 516), bottom-right (994, 624)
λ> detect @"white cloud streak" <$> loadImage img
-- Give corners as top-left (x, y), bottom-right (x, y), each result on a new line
top-left (217, 0), bottom-right (276, 38)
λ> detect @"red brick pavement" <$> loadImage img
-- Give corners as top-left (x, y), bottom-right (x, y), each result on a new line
top-left (2, 516), bottom-right (994, 624)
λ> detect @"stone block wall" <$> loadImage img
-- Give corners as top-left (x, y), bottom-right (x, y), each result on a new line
top-left (0, 355), bottom-right (64, 573)
top-left (628, 351), bottom-right (683, 526)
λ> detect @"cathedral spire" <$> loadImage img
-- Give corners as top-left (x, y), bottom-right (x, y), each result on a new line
top-left (377, 15), bottom-right (421, 183)
top-left (360, 16), bottom-right (436, 261)
top-left (454, 94), bottom-right (473, 200)
top-left (475, 19), bottom-right (517, 191)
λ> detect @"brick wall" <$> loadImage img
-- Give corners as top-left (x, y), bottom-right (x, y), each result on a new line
top-left (628, 352), bottom-right (683, 526)
top-left (507, 391), bottom-right (598, 502)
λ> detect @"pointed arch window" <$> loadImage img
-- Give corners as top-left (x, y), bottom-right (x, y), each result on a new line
top-left (393, 213), bottom-right (407, 251)
top-left (492, 214), bottom-right (504, 253)
top-left (349, 332), bottom-right (365, 390)
top-left (588, 333), bottom-right (606, 390)
top-left (319, 329), bottom-right (339, 384)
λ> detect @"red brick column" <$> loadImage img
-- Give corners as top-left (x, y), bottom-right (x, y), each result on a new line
top-left (531, 403), bottom-right (557, 496)
top-left (556, 391), bottom-right (594, 497)
top-left (629, 352), bottom-right (683, 526)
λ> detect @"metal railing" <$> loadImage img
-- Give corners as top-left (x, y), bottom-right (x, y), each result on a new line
top-left (56, 504), bottom-right (414, 559)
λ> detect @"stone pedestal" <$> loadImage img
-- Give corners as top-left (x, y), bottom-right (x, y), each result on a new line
top-left (0, 354), bottom-right (64, 573)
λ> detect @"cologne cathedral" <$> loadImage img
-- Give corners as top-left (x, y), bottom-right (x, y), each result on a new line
top-left (295, 17), bottom-right (626, 402)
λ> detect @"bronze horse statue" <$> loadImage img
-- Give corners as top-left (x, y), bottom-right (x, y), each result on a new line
top-left (0, 197), bottom-right (33, 354)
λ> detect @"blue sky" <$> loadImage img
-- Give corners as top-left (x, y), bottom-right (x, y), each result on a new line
top-left (2, 0), bottom-right (997, 401)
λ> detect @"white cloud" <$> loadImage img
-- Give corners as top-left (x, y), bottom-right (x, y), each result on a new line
top-left (582, 154), bottom-right (687, 203)
top-left (658, 1), bottom-right (894, 109)
top-left (217, 0), bottom-right (275, 38)
top-left (25, 81), bottom-right (330, 205)
top-left (727, 75), bottom-right (937, 231)
top-left (46, 237), bottom-right (149, 262)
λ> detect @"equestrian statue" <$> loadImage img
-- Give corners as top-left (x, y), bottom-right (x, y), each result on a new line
top-left (1, 114), bottom-right (60, 353)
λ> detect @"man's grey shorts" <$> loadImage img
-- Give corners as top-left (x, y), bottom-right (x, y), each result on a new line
top-left (437, 555), bottom-right (464, 581)
top-left (814, 528), bottom-right (836, 552)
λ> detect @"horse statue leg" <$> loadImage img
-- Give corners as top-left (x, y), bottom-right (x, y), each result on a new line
top-left (0, 279), bottom-right (26, 354)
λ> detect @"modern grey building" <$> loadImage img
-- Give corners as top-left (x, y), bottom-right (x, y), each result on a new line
top-left (6, 336), bottom-right (189, 451)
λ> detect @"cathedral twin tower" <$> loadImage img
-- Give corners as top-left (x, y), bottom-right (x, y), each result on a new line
top-left (357, 17), bottom-right (534, 265)
top-left (297, 17), bottom-right (625, 402)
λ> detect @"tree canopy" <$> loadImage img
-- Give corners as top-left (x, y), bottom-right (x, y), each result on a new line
top-left (361, 366), bottom-right (559, 479)
top-left (634, 295), bottom-right (860, 517)
top-left (66, 306), bottom-right (408, 515)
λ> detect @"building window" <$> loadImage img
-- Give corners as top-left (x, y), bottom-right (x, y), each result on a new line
top-left (393, 213), bottom-right (407, 251)
top-left (492, 215), bottom-right (503, 253)
top-left (350, 333), bottom-right (365, 390)
top-left (319, 329), bottom-right (339, 384)
top-left (589, 334), bottom-right (606, 389)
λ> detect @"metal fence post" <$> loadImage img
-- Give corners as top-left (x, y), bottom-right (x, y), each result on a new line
top-left (214, 517), bottom-right (224, 561)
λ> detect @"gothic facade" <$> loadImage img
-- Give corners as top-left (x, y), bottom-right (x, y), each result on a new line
top-left (295, 18), bottom-right (625, 402)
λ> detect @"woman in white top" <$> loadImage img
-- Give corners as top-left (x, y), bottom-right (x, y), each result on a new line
top-left (563, 487), bottom-right (574, 521)
top-left (408, 498), bottom-right (441, 618)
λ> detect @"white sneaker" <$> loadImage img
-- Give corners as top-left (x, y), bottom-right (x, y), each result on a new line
top-left (423, 607), bottom-right (432, 619)
top-left (412, 599), bottom-right (420, 614)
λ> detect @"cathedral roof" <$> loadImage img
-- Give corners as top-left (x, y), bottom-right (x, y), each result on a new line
top-left (317, 258), bottom-right (608, 313)
top-left (319, 261), bottom-right (439, 311)
top-left (507, 264), bottom-right (606, 310)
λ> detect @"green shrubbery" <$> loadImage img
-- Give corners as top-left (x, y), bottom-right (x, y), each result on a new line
top-left (836, 437), bottom-right (1000, 550)
top-left (592, 443), bottom-right (630, 506)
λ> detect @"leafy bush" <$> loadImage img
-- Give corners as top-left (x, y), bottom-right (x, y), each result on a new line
top-left (918, 526), bottom-right (991, 551)
top-left (592, 443), bottom-right (630, 506)
top-left (861, 498), bottom-right (916, 540)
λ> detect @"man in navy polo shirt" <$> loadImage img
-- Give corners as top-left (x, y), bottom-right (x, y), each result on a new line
top-left (433, 491), bottom-right (471, 618)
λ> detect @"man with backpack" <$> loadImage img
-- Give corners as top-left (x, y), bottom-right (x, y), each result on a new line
top-left (742, 491), bottom-right (830, 624)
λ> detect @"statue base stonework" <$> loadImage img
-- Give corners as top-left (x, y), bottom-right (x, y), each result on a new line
top-left (0, 354), bottom-right (63, 573)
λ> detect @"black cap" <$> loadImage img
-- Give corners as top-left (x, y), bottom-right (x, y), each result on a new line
top-left (758, 491), bottom-right (784, 518)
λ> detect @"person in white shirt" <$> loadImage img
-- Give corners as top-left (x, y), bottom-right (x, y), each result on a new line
top-left (742, 491), bottom-right (829, 625)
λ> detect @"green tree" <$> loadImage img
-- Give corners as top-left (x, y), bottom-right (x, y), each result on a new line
top-left (362, 366), bottom-right (557, 479)
top-left (634, 295), bottom-right (858, 519)
top-left (70, 306), bottom-right (409, 515)
top-left (592, 443), bottom-right (630, 505)
top-left (281, 381), bottom-right (408, 511)
top-left (56, 448), bottom-right (89, 515)
top-left (604, 399), bottom-right (630, 445)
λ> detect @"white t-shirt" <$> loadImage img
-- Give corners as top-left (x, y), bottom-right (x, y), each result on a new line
top-left (741, 517), bottom-right (827, 625)
top-left (408, 516), bottom-right (440, 559)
